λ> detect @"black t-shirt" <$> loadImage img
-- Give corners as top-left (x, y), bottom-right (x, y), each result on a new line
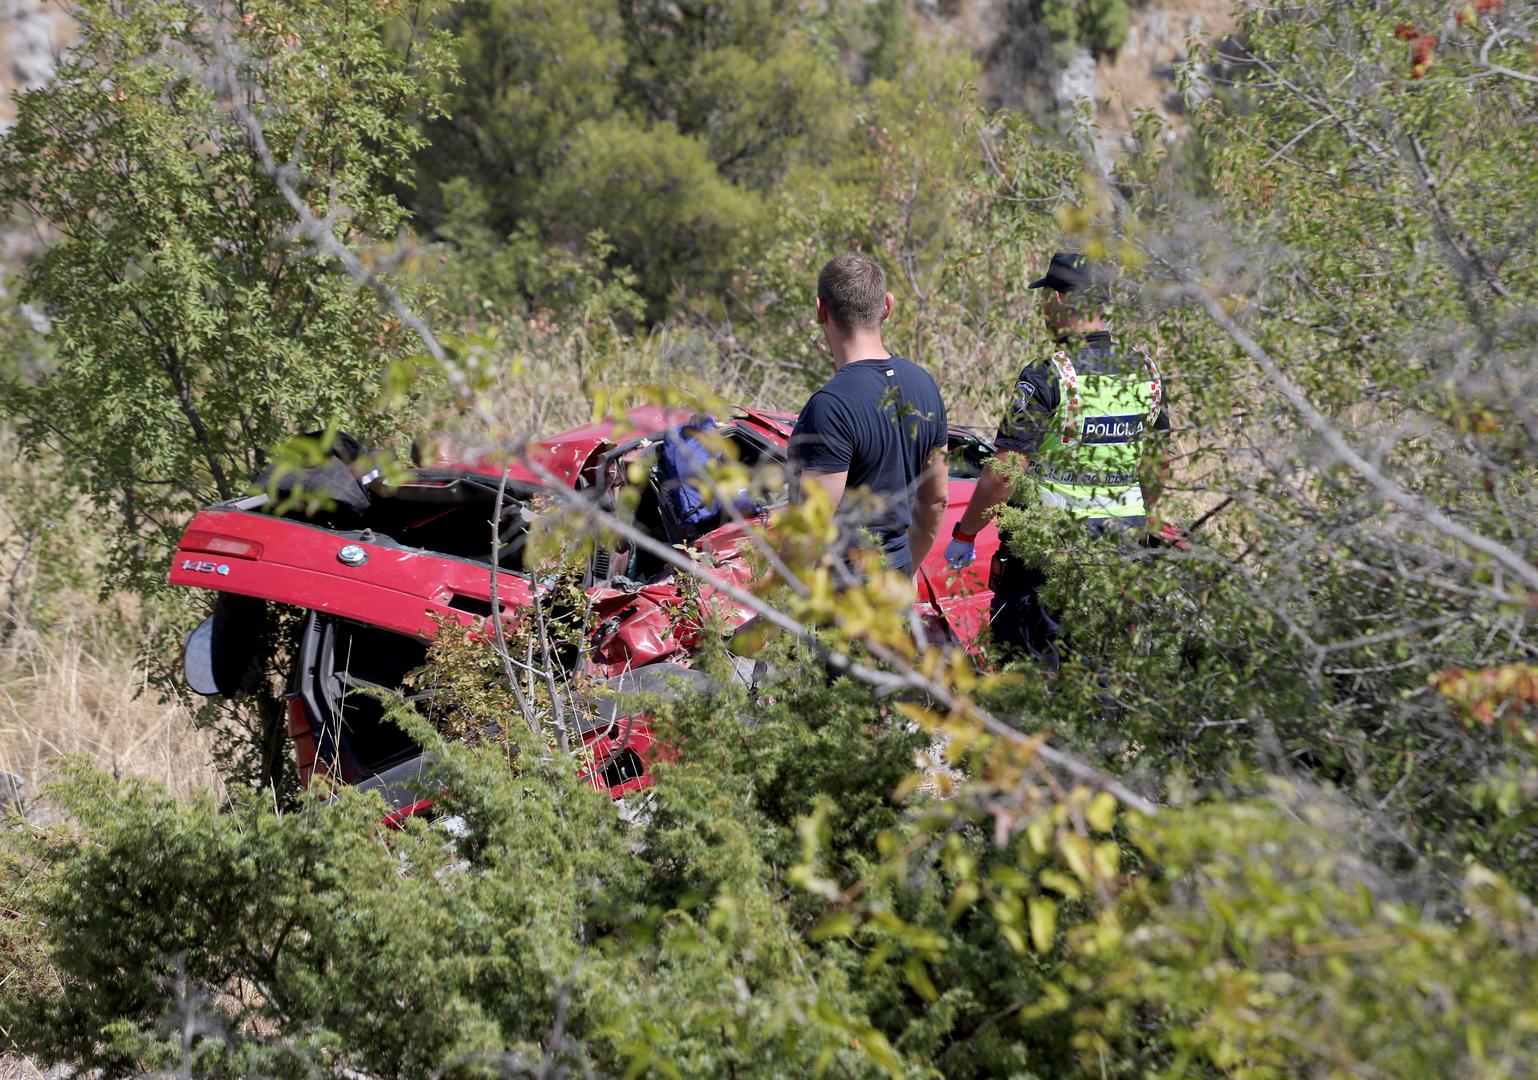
top-left (789, 354), bottom-right (948, 573)
top-left (995, 331), bottom-right (1170, 456)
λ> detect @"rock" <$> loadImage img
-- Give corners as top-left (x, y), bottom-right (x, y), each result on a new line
top-left (1054, 48), bottom-right (1098, 110)
top-left (0, 0), bottom-right (74, 132)
top-left (0, 769), bottom-right (24, 817)
top-left (20, 300), bottom-right (48, 333)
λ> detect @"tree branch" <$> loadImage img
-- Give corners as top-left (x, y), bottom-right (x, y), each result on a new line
top-left (1184, 281), bottom-right (1538, 595)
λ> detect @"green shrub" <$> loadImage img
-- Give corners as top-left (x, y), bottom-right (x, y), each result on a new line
top-left (1041, 0), bottom-right (1133, 65)
top-left (0, 649), bottom-right (925, 1076)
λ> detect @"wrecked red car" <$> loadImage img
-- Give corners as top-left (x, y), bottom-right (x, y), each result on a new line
top-left (171, 406), bottom-right (1001, 813)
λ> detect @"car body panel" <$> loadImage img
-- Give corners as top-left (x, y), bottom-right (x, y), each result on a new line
top-left (171, 508), bottom-right (537, 640)
top-left (729, 407), bottom-right (797, 439)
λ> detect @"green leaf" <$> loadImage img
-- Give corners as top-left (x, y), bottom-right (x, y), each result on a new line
top-left (1028, 896), bottom-right (1058, 954)
top-left (1086, 791), bottom-right (1118, 833)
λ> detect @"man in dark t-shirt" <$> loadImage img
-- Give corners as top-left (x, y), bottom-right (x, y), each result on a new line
top-left (788, 254), bottom-right (949, 581)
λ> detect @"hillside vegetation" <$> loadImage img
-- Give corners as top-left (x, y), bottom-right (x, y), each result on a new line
top-left (4, 0), bottom-right (1538, 1076)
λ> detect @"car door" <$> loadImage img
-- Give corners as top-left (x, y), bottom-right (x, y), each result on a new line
top-left (915, 429), bottom-right (999, 648)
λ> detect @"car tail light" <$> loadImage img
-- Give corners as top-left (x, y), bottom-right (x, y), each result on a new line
top-left (181, 530), bottom-right (264, 559)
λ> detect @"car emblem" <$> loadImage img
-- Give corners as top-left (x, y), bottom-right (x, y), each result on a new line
top-left (180, 560), bottom-right (230, 576)
top-left (337, 544), bottom-right (368, 567)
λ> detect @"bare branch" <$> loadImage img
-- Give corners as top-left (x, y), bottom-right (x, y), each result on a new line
top-left (1184, 282), bottom-right (1538, 596)
top-left (490, 465), bottom-right (545, 746)
top-left (1480, 30), bottom-right (1538, 86)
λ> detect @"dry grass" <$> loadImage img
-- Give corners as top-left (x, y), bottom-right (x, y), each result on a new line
top-left (0, 610), bottom-right (223, 809)
top-left (0, 433), bottom-right (221, 1076)
top-left (0, 607), bottom-right (221, 1080)
top-left (0, 1055), bottom-right (50, 1080)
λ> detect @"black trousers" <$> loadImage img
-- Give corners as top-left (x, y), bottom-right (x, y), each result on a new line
top-left (988, 517), bottom-right (1146, 667)
top-left (988, 550), bottom-right (1062, 667)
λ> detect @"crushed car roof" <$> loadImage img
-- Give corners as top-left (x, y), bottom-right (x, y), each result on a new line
top-left (425, 407), bottom-right (799, 486)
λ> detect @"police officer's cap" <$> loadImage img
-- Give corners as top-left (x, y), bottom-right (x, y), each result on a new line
top-left (1028, 252), bottom-right (1105, 294)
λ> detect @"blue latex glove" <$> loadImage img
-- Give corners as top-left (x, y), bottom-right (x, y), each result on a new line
top-left (944, 537), bottom-right (976, 569)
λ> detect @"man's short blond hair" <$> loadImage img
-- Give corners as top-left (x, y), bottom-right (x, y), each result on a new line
top-left (817, 253), bottom-right (887, 333)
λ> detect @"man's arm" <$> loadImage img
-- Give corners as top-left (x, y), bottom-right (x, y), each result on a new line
top-left (796, 469), bottom-right (847, 510)
top-left (943, 450), bottom-right (1025, 568)
top-left (906, 448), bottom-right (950, 571)
top-left (1141, 406), bottom-right (1173, 524)
top-left (955, 451), bottom-right (1022, 537)
top-left (945, 362), bottom-right (1055, 567)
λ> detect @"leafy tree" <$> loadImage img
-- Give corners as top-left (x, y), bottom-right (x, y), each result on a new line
top-left (414, 0), bottom-right (860, 315)
top-left (612, 0), bottom-right (850, 187)
top-left (411, 0), bottom-right (625, 240)
top-left (0, 0), bottom-right (453, 592)
top-left (1041, 0), bottom-right (1134, 65)
top-left (539, 117), bottom-right (766, 313)
top-left (1132, 0), bottom-right (1538, 889)
top-left (430, 180), bottom-right (648, 330)
top-left (736, 51), bottom-right (1081, 415)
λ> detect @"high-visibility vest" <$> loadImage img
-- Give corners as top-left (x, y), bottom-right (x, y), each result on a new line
top-left (1031, 348), bottom-right (1162, 520)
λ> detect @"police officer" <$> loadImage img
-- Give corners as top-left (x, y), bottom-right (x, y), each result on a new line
top-left (944, 253), bottom-right (1169, 661)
